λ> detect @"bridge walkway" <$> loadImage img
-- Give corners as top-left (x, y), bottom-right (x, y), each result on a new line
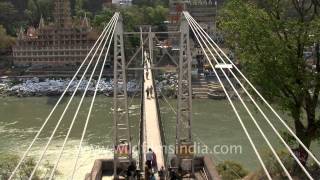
top-left (142, 58), bottom-right (165, 173)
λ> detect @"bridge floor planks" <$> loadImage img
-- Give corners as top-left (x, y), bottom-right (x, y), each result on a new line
top-left (142, 60), bottom-right (165, 172)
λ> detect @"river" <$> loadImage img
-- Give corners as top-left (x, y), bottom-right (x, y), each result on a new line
top-left (0, 96), bottom-right (319, 179)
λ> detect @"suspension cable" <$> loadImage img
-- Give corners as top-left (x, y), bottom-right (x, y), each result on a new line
top-left (186, 12), bottom-right (320, 168)
top-left (185, 12), bottom-right (297, 180)
top-left (183, 12), bottom-right (272, 180)
top-left (185, 12), bottom-right (314, 179)
top-left (47, 14), bottom-right (119, 180)
top-left (70, 13), bottom-right (120, 179)
top-left (27, 14), bottom-right (118, 180)
top-left (158, 89), bottom-right (243, 179)
top-left (8, 13), bottom-right (118, 180)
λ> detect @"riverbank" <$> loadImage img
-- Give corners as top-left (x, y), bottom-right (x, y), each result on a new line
top-left (0, 73), bottom-right (179, 98)
top-left (0, 77), bottom-right (140, 97)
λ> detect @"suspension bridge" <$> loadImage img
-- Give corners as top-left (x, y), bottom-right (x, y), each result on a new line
top-left (7, 11), bottom-right (320, 180)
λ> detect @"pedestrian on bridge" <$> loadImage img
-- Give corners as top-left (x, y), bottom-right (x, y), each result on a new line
top-left (152, 150), bottom-right (158, 171)
top-left (146, 148), bottom-right (153, 169)
top-left (146, 88), bottom-right (150, 99)
top-left (149, 86), bottom-right (153, 98)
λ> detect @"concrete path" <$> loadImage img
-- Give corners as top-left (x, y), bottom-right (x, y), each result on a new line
top-left (142, 55), bottom-right (165, 172)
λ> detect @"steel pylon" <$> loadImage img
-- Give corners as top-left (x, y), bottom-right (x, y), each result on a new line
top-left (176, 15), bottom-right (194, 174)
top-left (113, 15), bottom-right (132, 177)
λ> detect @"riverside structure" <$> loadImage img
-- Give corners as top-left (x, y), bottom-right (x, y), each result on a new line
top-left (12, 0), bottom-right (104, 67)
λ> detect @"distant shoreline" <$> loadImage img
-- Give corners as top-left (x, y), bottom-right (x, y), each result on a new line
top-left (0, 77), bottom-right (141, 98)
top-left (0, 73), bottom-right (179, 98)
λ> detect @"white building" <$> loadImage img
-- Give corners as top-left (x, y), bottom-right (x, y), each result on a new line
top-left (112, 0), bottom-right (132, 6)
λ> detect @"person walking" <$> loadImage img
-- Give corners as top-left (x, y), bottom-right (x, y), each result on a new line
top-left (149, 85), bottom-right (153, 98)
top-left (146, 88), bottom-right (150, 99)
top-left (146, 148), bottom-right (153, 169)
top-left (151, 150), bottom-right (158, 171)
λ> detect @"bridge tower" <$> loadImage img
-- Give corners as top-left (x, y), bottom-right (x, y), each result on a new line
top-left (175, 15), bottom-right (194, 175)
top-left (113, 15), bottom-right (132, 177)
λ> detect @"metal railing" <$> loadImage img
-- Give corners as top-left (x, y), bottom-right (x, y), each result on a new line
top-left (151, 70), bottom-right (167, 168)
top-left (138, 73), bottom-right (145, 170)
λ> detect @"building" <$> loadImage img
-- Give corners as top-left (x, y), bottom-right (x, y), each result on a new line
top-left (168, 0), bottom-right (219, 33)
top-left (103, 0), bottom-right (132, 8)
top-left (12, 0), bottom-right (104, 67)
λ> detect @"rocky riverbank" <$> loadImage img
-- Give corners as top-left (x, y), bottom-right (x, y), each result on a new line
top-left (0, 73), bottom-right (179, 98)
top-left (155, 73), bottom-right (178, 98)
top-left (0, 77), bottom-right (140, 97)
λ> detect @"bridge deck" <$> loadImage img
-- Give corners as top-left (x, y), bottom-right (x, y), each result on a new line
top-left (142, 60), bottom-right (165, 171)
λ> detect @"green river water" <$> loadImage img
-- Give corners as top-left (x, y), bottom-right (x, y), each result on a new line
top-left (0, 96), bottom-right (319, 179)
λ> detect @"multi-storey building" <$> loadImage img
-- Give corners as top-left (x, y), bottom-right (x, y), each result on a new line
top-left (168, 0), bottom-right (219, 33)
top-left (12, 0), bottom-right (104, 67)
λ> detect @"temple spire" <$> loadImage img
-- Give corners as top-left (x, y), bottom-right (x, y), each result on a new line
top-left (82, 13), bottom-right (90, 28)
top-left (17, 27), bottom-right (24, 40)
top-left (39, 15), bottom-right (45, 29)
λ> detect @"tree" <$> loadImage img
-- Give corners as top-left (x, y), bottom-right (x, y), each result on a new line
top-left (144, 5), bottom-right (169, 26)
top-left (82, 0), bottom-right (103, 14)
top-left (0, 153), bottom-right (60, 179)
top-left (0, 25), bottom-right (14, 50)
top-left (92, 9), bottom-right (114, 30)
top-left (75, 0), bottom-right (84, 12)
top-left (25, 0), bottom-right (54, 26)
top-left (0, 1), bottom-right (19, 35)
top-left (220, 0), bottom-right (320, 167)
top-left (217, 160), bottom-right (248, 180)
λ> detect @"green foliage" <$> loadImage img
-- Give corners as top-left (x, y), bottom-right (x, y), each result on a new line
top-left (0, 25), bottom-right (15, 50)
top-left (92, 9), bottom-right (114, 30)
top-left (249, 150), bottom-right (318, 179)
top-left (91, 5), bottom-right (168, 34)
top-left (25, 0), bottom-right (54, 25)
top-left (260, 151), bottom-right (295, 179)
top-left (75, 0), bottom-right (84, 11)
top-left (0, 1), bottom-right (22, 35)
top-left (217, 160), bottom-right (248, 180)
top-left (93, 5), bottom-right (168, 31)
top-left (220, 0), bottom-right (320, 154)
top-left (0, 2), bottom-right (18, 23)
top-left (143, 5), bottom-right (169, 26)
top-left (74, 0), bottom-right (103, 16)
top-left (0, 153), bottom-right (60, 179)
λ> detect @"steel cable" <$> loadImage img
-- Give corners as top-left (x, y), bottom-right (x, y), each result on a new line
top-left (27, 14), bottom-right (118, 180)
top-left (8, 13), bottom-right (118, 180)
top-left (185, 12), bottom-right (314, 179)
top-left (70, 13), bottom-right (120, 179)
top-left (183, 12), bottom-right (272, 180)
